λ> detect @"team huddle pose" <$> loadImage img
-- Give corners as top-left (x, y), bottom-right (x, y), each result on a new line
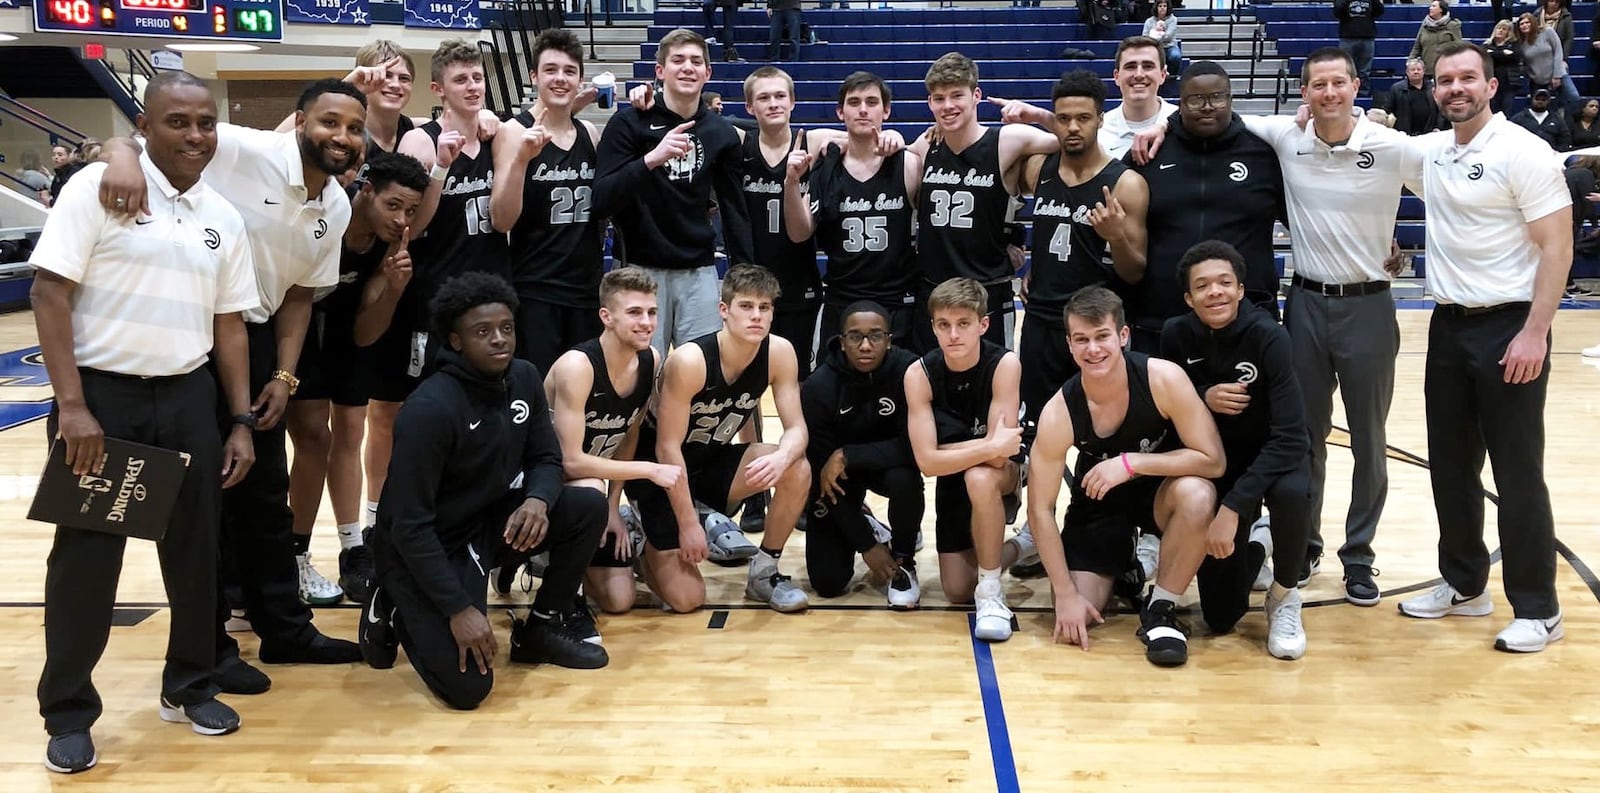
top-left (24, 21), bottom-right (1571, 774)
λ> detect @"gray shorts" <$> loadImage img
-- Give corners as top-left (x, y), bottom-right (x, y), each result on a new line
top-left (640, 264), bottom-right (722, 352)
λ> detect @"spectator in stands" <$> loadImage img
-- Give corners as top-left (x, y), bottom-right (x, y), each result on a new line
top-left (1485, 19), bottom-right (1521, 114)
top-left (1540, 0), bottom-right (1574, 65)
top-left (703, 0), bottom-right (745, 63)
top-left (767, 0), bottom-right (803, 62)
top-left (47, 143), bottom-right (79, 207)
top-left (1082, 0), bottom-right (1118, 41)
top-left (1512, 88), bottom-right (1572, 149)
top-left (74, 139), bottom-right (102, 169)
top-left (1376, 58), bottom-right (1446, 135)
top-left (1590, 6), bottom-right (1600, 97)
top-left (1142, 1), bottom-right (1183, 80)
top-left (1409, 0), bottom-right (1463, 77)
top-left (1572, 98), bottom-right (1600, 149)
top-left (1518, 12), bottom-right (1580, 108)
top-left (16, 150), bottom-right (50, 203)
top-left (1562, 155), bottom-right (1599, 298)
top-left (1335, 0), bottom-right (1384, 94)
top-left (1099, 36), bottom-right (1179, 159)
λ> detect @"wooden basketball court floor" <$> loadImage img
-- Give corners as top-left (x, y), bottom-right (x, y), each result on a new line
top-left (0, 305), bottom-right (1597, 792)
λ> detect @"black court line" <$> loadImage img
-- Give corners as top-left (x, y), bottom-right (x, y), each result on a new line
top-left (706, 610), bottom-right (728, 629)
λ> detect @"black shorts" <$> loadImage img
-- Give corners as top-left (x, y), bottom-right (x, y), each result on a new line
top-left (516, 299), bottom-right (602, 378)
top-left (589, 526), bottom-right (633, 568)
top-left (624, 442), bottom-right (749, 551)
top-left (293, 309), bottom-right (372, 407)
top-left (1061, 476), bottom-right (1164, 577)
top-left (367, 324), bottom-right (437, 404)
top-left (932, 460), bottom-right (1023, 554)
top-left (1017, 312), bottom-right (1076, 436)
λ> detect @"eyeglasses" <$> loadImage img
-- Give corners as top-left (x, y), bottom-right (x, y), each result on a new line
top-left (1181, 91), bottom-right (1230, 110)
top-left (842, 331), bottom-right (889, 346)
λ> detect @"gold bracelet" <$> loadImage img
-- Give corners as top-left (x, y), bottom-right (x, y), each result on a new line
top-left (272, 369), bottom-right (300, 396)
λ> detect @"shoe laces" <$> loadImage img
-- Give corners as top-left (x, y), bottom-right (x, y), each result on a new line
top-left (1269, 596), bottom-right (1303, 636)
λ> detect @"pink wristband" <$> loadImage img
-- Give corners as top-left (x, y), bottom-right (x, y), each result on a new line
top-left (1120, 453), bottom-right (1136, 477)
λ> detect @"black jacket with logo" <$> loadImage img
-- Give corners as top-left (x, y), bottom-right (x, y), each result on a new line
top-left (1159, 301), bottom-right (1308, 515)
top-left (373, 350), bottom-right (564, 617)
top-left (1130, 113), bottom-right (1285, 335)
top-left (594, 101), bottom-right (754, 270)
top-left (801, 338), bottom-right (919, 476)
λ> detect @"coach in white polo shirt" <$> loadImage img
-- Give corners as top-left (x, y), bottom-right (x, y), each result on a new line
top-left (100, 78), bottom-right (368, 681)
top-left (28, 72), bottom-right (257, 774)
top-left (1233, 47), bottom-right (1425, 606)
top-left (1394, 41), bottom-right (1572, 654)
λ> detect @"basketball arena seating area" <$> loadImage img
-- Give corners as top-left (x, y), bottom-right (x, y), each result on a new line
top-left (630, 0), bottom-right (1600, 281)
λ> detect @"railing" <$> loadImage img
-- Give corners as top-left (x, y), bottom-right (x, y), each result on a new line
top-left (0, 170), bottom-right (44, 202)
top-left (479, 39), bottom-right (516, 117)
top-left (1247, 24), bottom-right (1266, 96)
top-left (73, 48), bottom-right (154, 122)
top-left (1223, 0), bottom-right (1247, 56)
top-left (481, 0), bottom-right (568, 116)
top-left (0, 95), bottom-right (87, 147)
top-left (1273, 63), bottom-right (1289, 113)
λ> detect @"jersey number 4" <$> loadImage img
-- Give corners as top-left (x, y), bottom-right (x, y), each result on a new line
top-left (686, 413), bottom-right (744, 445)
top-left (927, 189), bottom-right (975, 229)
top-left (1048, 224), bottom-right (1072, 260)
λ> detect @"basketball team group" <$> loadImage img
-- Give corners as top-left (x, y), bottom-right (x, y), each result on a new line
top-left (23, 19), bottom-right (1571, 774)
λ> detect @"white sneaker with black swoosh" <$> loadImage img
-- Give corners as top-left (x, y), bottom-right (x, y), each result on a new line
top-left (1397, 583), bottom-right (1494, 619)
top-left (1495, 613), bottom-right (1564, 653)
top-left (358, 586), bottom-right (399, 669)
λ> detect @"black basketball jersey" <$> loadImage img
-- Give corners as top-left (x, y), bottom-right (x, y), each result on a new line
top-left (918, 126), bottom-right (1012, 285)
top-left (509, 113), bottom-right (604, 308)
top-left (743, 130), bottom-right (820, 309)
top-left (919, 339), bottom-right (1008, 445)
top-left (1028, 156), bottom-right (1128, 326)
top-left (323, 235), bottom-right (386, 326)
top-left (683, 333), bottom-right (769, 450)
top-left (409, 121), bottom-right (510, 323)
top-left (1062, 352), bottom-right (1178, 481)
top-left (351, 115), bottom-right (415, 193)
top-left (575, 338), bottom-right (655, 460)
top-left (809, 144), bottom-right (919, 303)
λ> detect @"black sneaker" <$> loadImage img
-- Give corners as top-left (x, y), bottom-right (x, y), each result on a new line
top-left (1002, 491), bottom-right (1021, 526)
top-left (1297, 552), bottom-right (1323, 587)
top-left (509, 612), bottom-right (609, 669)
top-left (739, 491), bottom-right (768, 533)
top-left (44, 730), bottom-right (96, 774)
top-left (338, 543), bottom-right (375, 605)
top-left (359, 586), bottom-right (399, 669)
top-left (1343, 564), bottom-right (1381, 607)
top-left (215, 656), bottom-right (272, 695)
top-left (158, 697), bottom-right (241, 735)
top-left (259, 632), bottom-right (361, 664)
top-left (1137, 598), bottom-right (1189, 667)
top-left (563, 594), bottom-right (602, 646)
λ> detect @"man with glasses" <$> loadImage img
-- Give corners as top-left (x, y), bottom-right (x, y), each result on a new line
top-left (1125, 61), bottom-right (1285, 354)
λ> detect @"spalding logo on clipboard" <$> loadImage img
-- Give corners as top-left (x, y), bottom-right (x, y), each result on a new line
top-left (28, 438), bottom-right (192, 542)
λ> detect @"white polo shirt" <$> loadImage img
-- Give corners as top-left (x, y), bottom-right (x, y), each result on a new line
top-left (1099, 99), bottom-right (1177, 161)
top-left (1417, 115), bottom-right (1571, 307)
top-left (1243, 113), bottom-right (1426, 285)
top-left (30, 155), bottom-right (259, 377)
top-left (202, 123), bottom-right (349, 324)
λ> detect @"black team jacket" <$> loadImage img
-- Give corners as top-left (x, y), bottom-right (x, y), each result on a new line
top-left (594, 99), bottom-right (755, 270)
top-left (372, 350), bottom-right (564, 617)
top-left (1160, 301), bottom-right (1309, 515)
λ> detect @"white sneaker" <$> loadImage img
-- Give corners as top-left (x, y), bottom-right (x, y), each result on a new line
top-left (746, 554), bottom-right (808, 613)
top-left (1397, 583), bottom-right (1494, 619)
top-left (1264, 587), bottom-right (1306, 660)
top-left (705, 510), bottom-right (759, 563)
top-left (887, 565), bottom-right (921, 610)
top-left (1135, 531), bottom-right (1160, 582)
top-left (1006, 524), bottom-right (1039, 567)
top-left (296, 553), bottom-right (344, 605)
top-left (972, 578), bottom-right (1014, 642)
top-left (1249, 516), bottom-right (1274, 592)
top-left (1583, 344), bottom-right (1600, 358)
top-left (1494, 613), bottom-right (1564, 653)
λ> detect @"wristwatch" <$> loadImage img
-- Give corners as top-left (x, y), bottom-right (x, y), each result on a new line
top-left (272, 369), bottom-right (300, 395)
top-left (231, 413), bottom-right (257, 429)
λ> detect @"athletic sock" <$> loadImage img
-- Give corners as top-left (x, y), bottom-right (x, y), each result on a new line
top-left (1151, 584), bottom-right (1182, 607)
top-left (1268, 582), bottom-right (1292, 600)
top-left (364, 500), bottom-right (379, 527)
top-left (759, 546), bottom-right (783, 559)
top-left (978, 566), bottom-right (1002, 586)
top-left (291, 533), bottom-right (311, 555)
top-left (336, 522), bottom-right (363, 549)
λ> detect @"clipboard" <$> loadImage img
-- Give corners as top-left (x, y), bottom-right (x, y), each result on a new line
top-left (28, 438), bottom-right (193, 542)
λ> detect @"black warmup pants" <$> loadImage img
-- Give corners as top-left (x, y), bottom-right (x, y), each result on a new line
top-left (805, 465), bottom-right (925, 597)
top-left (215, 320), bottom-right (317, 661)
top-left (377, 486), bottom-right (605, 710)
top-left (515, 299), bottom-right (603, 380)
top-left (1195, 462), bottom-right (1315, 634)
top-left (39, 368), bottom-right (222, 734)
top-left (774, 301), bottom-right (822, 380)
top-left (1425, 304), bottom-right (1558, 620)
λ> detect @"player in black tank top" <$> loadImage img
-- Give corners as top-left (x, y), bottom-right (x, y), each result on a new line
top-left (918, 127), bottom-right (1012, 286)
top-left (623, 266), bottom-right (812, 615)
top-left (1021, 287), bottom-right (1226, 667)
top-left (744, 130), bottom-right (822, 376)
top-left (410, 121), bottom-right (510, 307)
top-left (574, 338), bottom-right (654, 460)
top-left (508, 113), bottom-right (603, 308)
top-left (919, 339), bottom-right (1010, 446)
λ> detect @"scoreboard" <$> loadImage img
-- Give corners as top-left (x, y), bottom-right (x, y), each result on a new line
top-left (34, 0), bottom-right (285, 42)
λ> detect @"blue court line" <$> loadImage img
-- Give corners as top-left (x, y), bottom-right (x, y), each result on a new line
top-left (968, 614), bottom-right (1021, 793)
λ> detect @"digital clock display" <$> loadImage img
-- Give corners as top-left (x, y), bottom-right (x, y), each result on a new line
top-left (35, 0), bottom-right (283, 41)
